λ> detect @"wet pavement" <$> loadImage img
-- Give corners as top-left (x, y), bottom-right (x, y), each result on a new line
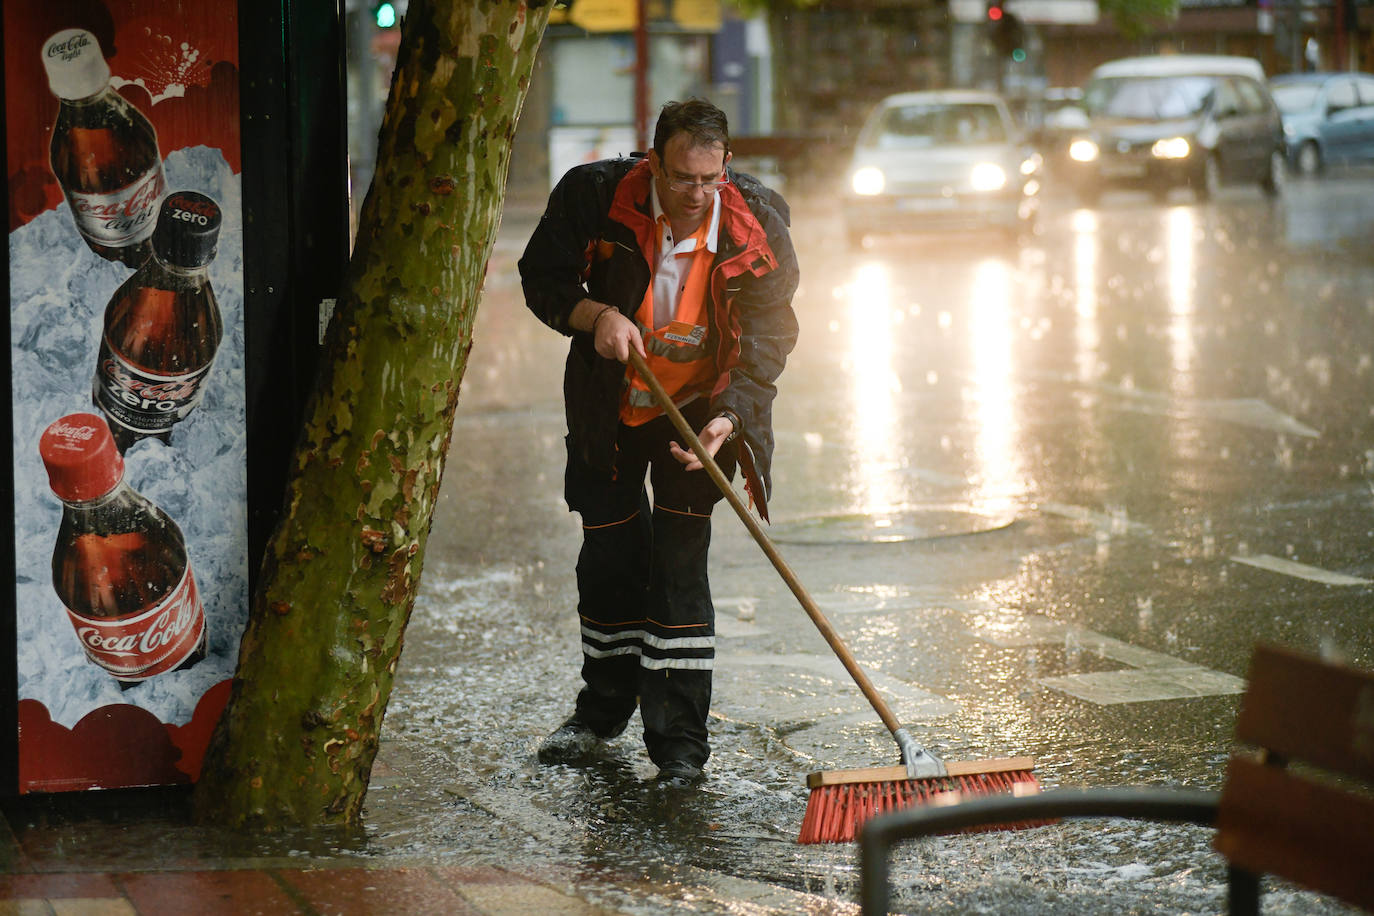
top-left (4, 175), bottom-right (1374, 914)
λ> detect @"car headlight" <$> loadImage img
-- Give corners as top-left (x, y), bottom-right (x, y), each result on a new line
top-left (850, 166), bottom-right (885, 196)
top-left (1068, 139), bottom-right (1099, 163)
top-left (1151, 137), bottom-right (1191, 160)
top-left (970, 162), bottom-right (1007, 191)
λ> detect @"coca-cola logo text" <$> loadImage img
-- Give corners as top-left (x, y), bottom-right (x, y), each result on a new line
top-left (47, 33), bottom-right (92, 63)
top-left (72, 169), bottom-right (165, 227)
top-left (48, 420), bottom-right (100, 446)
top-left (66, 567), bottom-right (204, 680)
top-left (99, 356), bottom-right (200, 406)
top-left (166, 196), bottom-right (219, 226)
top-left (76, 589), bottom-right (198, 658)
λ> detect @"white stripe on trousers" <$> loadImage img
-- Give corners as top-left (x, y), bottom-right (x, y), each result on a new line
top-left (580, 626), bottom-right (715, 670)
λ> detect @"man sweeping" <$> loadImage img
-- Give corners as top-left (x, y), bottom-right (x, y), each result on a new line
top-left (519, 98), bottom-right (799, 787)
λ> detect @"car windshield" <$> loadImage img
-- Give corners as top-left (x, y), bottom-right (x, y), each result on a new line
top-left (1270, 83), bottom-right (1321, 114)
top-left (867, 103), bottom-right (1007, 148)
top-left (1083, 75), bottom-right (1218, 120)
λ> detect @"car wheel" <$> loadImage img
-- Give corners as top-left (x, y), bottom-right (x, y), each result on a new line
top-left (1296, 140), bottom-right (1322, 177)
top-left (1261, 150), bottom-right (1286, 197)
top-left (1195, 155), bottom-right (1222, 201)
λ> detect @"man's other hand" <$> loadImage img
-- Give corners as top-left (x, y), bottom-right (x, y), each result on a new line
top-left (669, 415), bottom-right (734, 471)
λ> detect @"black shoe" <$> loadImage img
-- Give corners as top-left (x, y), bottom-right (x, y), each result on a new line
top-left (537, 718), bottom-right (606, 765)
top-left (654, 759), bottom-right (703, 789)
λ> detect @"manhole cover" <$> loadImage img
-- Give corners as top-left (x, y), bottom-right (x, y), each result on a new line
top-left (769, 507), bottom-right (1017, 545)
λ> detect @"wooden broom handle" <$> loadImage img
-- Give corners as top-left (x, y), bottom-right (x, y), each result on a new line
top-left (627, 349), bottom-right (904, 736)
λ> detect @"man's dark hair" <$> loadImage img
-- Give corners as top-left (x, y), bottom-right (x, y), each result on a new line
top-left (653, 98), bottom-right (730, 160)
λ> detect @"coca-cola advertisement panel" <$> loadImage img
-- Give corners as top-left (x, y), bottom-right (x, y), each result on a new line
top-left (4, 1), bottom-right (245, 793)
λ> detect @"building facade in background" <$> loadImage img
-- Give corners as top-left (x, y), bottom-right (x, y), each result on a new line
top-left (343, 0), bottom-right (1371, 206)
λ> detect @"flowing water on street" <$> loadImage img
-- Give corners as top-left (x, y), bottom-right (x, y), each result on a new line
top-left (8, 180), bottom-right (1372, 915)
top-left (353, 179), bottom-right (1374, 913)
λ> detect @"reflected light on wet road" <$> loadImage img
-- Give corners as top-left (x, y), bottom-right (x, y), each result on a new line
top-left (969, 258), bottom-right (1021, 516)
top-left (843, 260), bottom-right (903, 522)
top-left (1071, 209), bottom-right (1100, 383)
top-left (1166, 206), bottom-right (1197, 399)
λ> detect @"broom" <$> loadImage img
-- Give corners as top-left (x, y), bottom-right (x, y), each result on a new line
top-left (627, 350), bottom-right (1042, 843)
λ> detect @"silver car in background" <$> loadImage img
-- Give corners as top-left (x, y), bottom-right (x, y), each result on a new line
top-left (841, 90), bottom-right (1041, 246)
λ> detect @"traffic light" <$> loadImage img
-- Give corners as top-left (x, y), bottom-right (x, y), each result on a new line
top-left (987, 4), bottom-right (1026, 62)
top-left (375, 2), bottom-right (397, 28)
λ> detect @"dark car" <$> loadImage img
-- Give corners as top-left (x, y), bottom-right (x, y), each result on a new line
top-left (1061, 55), bottom-right (1287, 204)
top-left (1269, 71), bottom-right (1374, 175)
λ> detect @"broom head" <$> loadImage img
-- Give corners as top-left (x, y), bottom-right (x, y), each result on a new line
top-left (798, 756), bottom-right (1045, 844)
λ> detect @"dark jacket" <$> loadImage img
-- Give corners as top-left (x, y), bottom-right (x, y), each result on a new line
top-left (519, 156), bottom-right (800, 519)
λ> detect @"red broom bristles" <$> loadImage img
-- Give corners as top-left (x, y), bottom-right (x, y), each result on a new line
top-left (798, 768), bottom-right (1045, 844)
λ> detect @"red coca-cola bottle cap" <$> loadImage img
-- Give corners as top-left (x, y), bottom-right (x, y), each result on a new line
top-left (42, 30), bottom-right (111, 101)
top-left (39, 414), bottom-right (124, 502)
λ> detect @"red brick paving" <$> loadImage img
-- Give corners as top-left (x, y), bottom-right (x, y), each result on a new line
top-left (0, 871), bottom-right (123, 899)
top-left (118, 870), bottom-right (302, 915)
top-left (282, 866), bottom-right (484, 915)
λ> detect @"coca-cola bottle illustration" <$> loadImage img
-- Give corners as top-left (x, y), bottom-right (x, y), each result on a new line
top-left (38, 413), bottom-right (207, 688)
top-left (43, 28), bottom-right (166, 267)
top-left (92, 191), bottom-right (223, 452)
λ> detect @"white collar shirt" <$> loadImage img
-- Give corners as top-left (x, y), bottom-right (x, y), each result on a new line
top-left (649, 183), bottom-right (721, 329)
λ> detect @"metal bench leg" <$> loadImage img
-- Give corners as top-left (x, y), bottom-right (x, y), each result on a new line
top-left (1227, 865), bottom-right (1259, 916)
top-left (860, 828), bottom-right (892, 915)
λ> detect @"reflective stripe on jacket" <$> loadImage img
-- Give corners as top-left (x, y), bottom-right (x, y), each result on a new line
top-left (620, 213), bottom-right (718, 425)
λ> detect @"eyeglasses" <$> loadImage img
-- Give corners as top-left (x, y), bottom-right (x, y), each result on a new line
top-left (666, 175), bottom-right (729, 193)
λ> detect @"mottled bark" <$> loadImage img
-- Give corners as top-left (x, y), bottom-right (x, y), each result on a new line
top-left (194, 0), bottom-right (550, 829)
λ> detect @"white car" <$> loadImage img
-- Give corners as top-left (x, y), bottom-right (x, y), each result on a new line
top-left (842, 90), bottom-right (1041, 246)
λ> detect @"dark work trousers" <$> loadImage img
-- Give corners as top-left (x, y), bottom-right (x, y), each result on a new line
top-left (564, 398), bottom-right (736, 769)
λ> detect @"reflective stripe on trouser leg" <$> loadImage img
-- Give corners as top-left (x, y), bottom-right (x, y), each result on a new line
top-left (638, 505), bottom-right (715, 769)
top-left (574, 500), bottom-right (650, 737)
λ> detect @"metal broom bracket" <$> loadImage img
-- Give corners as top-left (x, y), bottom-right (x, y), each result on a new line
top-left (895, 728), bottom-right (948, 780)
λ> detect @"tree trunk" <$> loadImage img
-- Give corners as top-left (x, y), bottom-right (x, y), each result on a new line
top-left (194, 0), bottom-right (551, 829)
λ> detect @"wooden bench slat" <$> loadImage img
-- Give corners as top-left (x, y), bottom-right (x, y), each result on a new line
top-left (1235, 644), bottom-right (1374, 783)
top-left (1216, 756), bottom-right (1374, 911)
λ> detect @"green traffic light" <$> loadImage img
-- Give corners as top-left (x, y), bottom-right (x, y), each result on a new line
top-left (1011, 48), bottom-right (1026, 62)
top-left (375, 2), bottom-right (396, 28)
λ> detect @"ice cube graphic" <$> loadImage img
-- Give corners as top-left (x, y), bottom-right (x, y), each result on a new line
top-left (10, 146), bottom-right (249, 728)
